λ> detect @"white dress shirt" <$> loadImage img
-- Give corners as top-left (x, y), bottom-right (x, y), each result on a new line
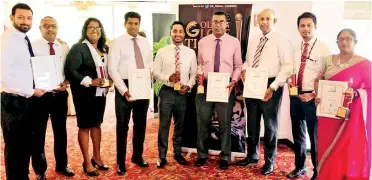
top-left (1, 26), bottom-right (34, 97)
top-left (32, 38), bottom-right (70, 81)
top-left (243, 31), bottom-right (293, 90)
top-left (293, 37), bottom-right (330, 91)
top-left (108, 33), bottom-right (153, 95)
top-left (153, 44), bottom-right (197, 88)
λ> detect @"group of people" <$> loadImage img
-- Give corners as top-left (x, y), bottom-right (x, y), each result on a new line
top-left (1, 2), bottom-right (370, 180)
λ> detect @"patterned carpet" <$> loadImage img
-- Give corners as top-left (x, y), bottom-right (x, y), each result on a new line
top-left (0, 92), bottom-right (313, 179)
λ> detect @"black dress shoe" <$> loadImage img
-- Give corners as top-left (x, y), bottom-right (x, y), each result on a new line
top-left (174, 155), bottom-right (187, 166)
top-left (36, 174), bottom-right (46, 180)
top-left (117, 165), bottom-right (126, 175)
top-left (56, 167), bottom-right (75, 176)
top-left (156, 158), bottom-right (167, 168)
top-left (83, 163), bottom-right (99, 177)
top-left (219, 160), bottom-right (229, 170)
top-left (261, 164), bottom-right (274, 175)
top-left (91, 159), bottom-right (110, 170)
top-left (194, 157), bottom-right (208, 167)
top-left (236, 157), bottom-right (259, 166)
top-left (287, 167), bottom-right (306, 178)
top-left (131, 158), bottom-right (149, 167)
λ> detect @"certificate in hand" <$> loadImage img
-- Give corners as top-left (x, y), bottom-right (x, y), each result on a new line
top-left (31, 55), bottom-right (63, 91)
top-left (206, 72), bottom-right (230, 103)
top-left (243, 68), bottom-right (269, 99)
top-left (129, 69), bottom-right (151, 100)
top-left (316, 80), bottom-right (348, 119)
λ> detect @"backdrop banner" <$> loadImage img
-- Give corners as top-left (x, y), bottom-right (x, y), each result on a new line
top-left (179, 4), bottom-right (252, 155)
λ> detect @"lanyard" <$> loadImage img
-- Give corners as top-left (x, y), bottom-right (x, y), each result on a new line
top-left (301, 38), bottom-right (317, 61)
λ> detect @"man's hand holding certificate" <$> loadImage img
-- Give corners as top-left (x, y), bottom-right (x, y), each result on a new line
top-left (31, 55), bottom-right (64, 91)
top-left (128, 69), bottom-right (151, 100)
top-left (206, 72), bottom-right (230, 103)
top-left (242, 68), bottom-right (269, 100)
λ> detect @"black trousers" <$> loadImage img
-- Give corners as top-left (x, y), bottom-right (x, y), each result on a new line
top-left (1, 92), bottom-right (33, 180)
top-left (195, 81), bottom-right (235, 161)
top-left (290, 95), bottom-right (318, 171)
top-left (158, 86), bottom-right (187, 159)
top-left (31, 91), bottom-right (68, 175)
top-left (116, 80), bottom-right (149, 168)
top-left (245, 78), bottom-right (283, 165)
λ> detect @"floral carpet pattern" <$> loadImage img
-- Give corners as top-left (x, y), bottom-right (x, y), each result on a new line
top-left (0, 92), bottom-right (313, 179)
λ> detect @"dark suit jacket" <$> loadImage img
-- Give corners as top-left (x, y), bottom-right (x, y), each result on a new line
top-left (65, 43), bottom-right (101, 97)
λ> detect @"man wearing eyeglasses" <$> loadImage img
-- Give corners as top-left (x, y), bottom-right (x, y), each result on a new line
top-left (194, 11), bottom-right (242, 170)
top-left (286, 12), bottom-right (329, 180)
top-left (31, 16), bottom-right (75, 179)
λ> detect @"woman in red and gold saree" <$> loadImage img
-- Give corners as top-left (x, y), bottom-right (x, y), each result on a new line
top-left (315, 29), bottom-right (371, 180)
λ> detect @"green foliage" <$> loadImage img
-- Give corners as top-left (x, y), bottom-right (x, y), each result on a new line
top-left (153, 35), bottom-right (172, 96)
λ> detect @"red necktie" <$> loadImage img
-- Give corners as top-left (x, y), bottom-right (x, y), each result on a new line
top-left (48, 42), bottom-right (55, 55)
top-left (297, 42), bottom-right (309, 90)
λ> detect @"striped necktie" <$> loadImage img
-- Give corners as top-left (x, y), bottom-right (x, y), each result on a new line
top-left (252, 36), bottom-right (268, 68)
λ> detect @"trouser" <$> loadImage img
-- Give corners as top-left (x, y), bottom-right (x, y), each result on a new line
top-left (157, 86), bottom-right (187, 158)
top-left (31, 91), bottom-right (68, 174)
top-left (116, 80), bottom-right (149, 168)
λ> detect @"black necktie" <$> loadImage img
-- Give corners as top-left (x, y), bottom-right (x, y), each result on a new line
top-left (25, 35), bottom-right (35, 88)
top-left (25, 35), bottom-right (34, 57)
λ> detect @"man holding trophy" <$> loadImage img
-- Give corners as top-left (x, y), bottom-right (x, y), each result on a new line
top-left (153, 21), bottom-right (197, 168)
top-left (287, 12), bottom-right (329, 180)
top-left (195, 11), bottom-right (242, 170)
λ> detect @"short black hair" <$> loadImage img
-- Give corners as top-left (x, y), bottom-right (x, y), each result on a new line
top-left (125, 11), bottom-right (141, 24)
top-left (12, 3), bottom-right (33, 16)
top-left (297, 12), bottom-right (317, 27)
top-left (213, 11), bottom-right (227, 20)
top-left (337, 28), bottom-right (357, 41)
top-left (170, 21), bottom-right (185, 32)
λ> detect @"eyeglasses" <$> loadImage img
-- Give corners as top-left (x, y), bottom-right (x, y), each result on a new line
top-left (41, 24), bottom-right (58, 29)
top-left (212, 20), bottom-right (226, 25)
top-left (337, 37), bottom-right (354, 43)
top-left (87, 27), bottom-right (102, 31)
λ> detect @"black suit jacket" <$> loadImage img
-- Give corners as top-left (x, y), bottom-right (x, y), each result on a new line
top-left (65, 43), bottom-right (100, 97)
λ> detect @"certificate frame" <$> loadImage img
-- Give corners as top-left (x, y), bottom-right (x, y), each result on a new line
top-left (206, 72), bottom-right (230, 103)
top-left (128, 69), bottom-right (151, 100)
top-left (31, 55), bottom-right (63, 91)
top-left (316, 80), bottom-right (348, 119)
top-left (242, 68), bottom-right (269, 99)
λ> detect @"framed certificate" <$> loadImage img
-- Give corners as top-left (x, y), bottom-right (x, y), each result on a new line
top-left (129, 69), bottom-right (151, 100)
top-left (243, 68), bottom-right (269, 99)
top-left (316, 80), bottom-right (348, 119)
top-left (206, 72), bottom-right (230, 103)
top-left (31, 55), bottom-right (63, 91)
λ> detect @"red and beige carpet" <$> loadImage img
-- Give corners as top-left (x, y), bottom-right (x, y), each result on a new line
top-left (0, 93), bottom-right (313, 179)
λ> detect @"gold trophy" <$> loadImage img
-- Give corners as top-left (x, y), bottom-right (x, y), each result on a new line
top-left (174, 61), bottom-right (181, 91)
top-left (197, 64), bottom-right (204, 94)
top-left (99, 64), bottom-right (109, 87)
top-left (336, 79), bottom-right (354, 120)
top-left (289, 71), bottom-right (298, 96)
top-left (235, 13), bottom-right (243, 42)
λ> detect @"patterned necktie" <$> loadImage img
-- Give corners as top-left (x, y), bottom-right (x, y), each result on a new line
top-left (25, 36), bottom-right (34, 57)
top-left (214, 39), bottom-right (221, 72)
top-left (175, 46), bottom-right (180, 82)
top-left (132, 37), bottom-right (144, 69)
top-left (297, 42), bottom-right (309, 90)
top-left (48, 42), bottom-right (55, 55)
top-left (252, 36), bottom-right (268, 68)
